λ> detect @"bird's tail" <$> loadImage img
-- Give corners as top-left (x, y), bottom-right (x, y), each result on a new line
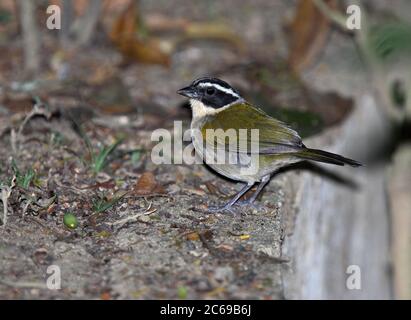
top-left (296, 148), bottom-right (362, 167)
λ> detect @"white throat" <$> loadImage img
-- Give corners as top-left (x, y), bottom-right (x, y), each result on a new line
top-left (189, 98), bottom-right (243, 122)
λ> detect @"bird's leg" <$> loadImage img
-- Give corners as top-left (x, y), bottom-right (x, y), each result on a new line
top-left (208, 182), bottom-right (254, 213)
top-left (238, 174), bottom-right (271, 205)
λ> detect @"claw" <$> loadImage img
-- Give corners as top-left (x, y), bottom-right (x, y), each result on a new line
top-left (231, 200), bottom-right (268, 212)
top-left (236, 199), bottom-right (253, 206)
top-left (207, 204), bottom-right (236, 214)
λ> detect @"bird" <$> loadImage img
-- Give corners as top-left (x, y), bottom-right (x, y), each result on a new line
top-left (177, 77), bottom-right (361, 212)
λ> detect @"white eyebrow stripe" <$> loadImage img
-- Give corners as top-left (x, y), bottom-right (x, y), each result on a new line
top-left (198, 82), bottom-right (240, 98)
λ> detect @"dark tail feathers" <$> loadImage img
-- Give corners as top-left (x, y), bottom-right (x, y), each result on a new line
top-left (296, 148), bottom-right (362, 167)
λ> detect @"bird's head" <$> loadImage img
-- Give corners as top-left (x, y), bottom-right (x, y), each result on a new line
top-left (177, 77), bottom-right (243, 109)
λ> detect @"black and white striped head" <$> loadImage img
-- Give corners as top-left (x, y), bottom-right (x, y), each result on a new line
top-left (177, 77), bottom-right (243, 109)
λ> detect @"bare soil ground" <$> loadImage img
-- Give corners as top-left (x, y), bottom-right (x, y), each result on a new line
top-left (0, 102), bottom-right (289, 299)
top-left (2, 0), bottom-right (399, 300)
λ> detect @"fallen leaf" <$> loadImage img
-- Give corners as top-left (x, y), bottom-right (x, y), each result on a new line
top-left (287, 0), bottom-right (337, 73)
top-left (204, 181), bottom-right (226, 196)
top-left (0, 94), bottom-right (36, 114)
top-left (133, 172), bottom-right (165, 196)
top-left (186, 232), bottom-right (200, 241)
top-left (185, 187), bottom-right (206, 196)
top-left (181, 22), bottom-right (245, 51)
top-left (109, 1), bottom-right (170, 66)
top-left (119, 39), bottom-right (171, 66)
top-left (216, 244), bottom-right (234, 252)
top-left (145, 13), bottom-right (189, 32)
top-left (205, 287), bottom-right (226, 297)
top-left (81, 180), bottom-right (116, 190)
top-left (95, 230), bottom-right (112, 238)
top-left (100, 292), bottom-right (111, 300)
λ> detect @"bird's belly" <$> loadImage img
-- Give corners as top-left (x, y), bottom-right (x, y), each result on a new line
top-left (192, 138), bottom-right (295, 183)
top-left (191, 134), bottom-right (252, 182)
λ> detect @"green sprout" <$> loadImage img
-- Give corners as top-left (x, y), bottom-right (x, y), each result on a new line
top-left (71, 120), bottom-right (124, 174)
top-left (92, 192), bottom-right (126, 213)
top-left (368, 21), bottom-right (411, 61)
top-left (92, 138), bottom-right (124, 174)
top-left (11, 159), bottom-right (35, 189)
top-left (131, 149), bottom-right (142, 166)
top-left (177, 286), bottom-right (188, 299)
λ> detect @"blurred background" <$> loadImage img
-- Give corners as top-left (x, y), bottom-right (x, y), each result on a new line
top-left (0, 0), bottom-right (410, 299)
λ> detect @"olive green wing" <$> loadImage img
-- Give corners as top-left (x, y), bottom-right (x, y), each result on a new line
top-left (201, 102), bottom-right (303, 154)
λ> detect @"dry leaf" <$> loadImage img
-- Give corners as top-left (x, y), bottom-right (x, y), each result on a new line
top-left (133, 172), bottom-right (165, 196)
top-left (0, 94), bottom-right (34, 114)
top-left (288, 0), bottom-right (337, 73)
top-left (109, 1), bottom-right (170, 66)
top-left (216, 244), bottom-right (233, 252)
top-left (182, 22), bottom-right (245, 51)
top-left (145, 13), bottom-right (189, 32)
top-left (186, 232), bottom-right (200, 241)
top-left (100, 292), bottom-right (111, 300)
top-left (204, 181), bottom-right (226, 196)
top-left (109, 0), bottom-right (137, 40)
top-left (239, 234), bottom-right (250, 241)
top-left (118, 39), bottom-right (171, 66)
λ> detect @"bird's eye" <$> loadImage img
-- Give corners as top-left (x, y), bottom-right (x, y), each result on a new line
top-left (206, 87), bottom-right (216, 95)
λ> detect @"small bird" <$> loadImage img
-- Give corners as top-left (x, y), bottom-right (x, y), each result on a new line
top-left (177, 77), bottom-right (361, 211)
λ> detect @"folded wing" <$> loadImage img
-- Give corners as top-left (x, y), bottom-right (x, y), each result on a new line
top-left (201, 102), bottom-right (304, 155)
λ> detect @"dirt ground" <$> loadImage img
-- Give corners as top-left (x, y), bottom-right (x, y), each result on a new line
top-left (0, 125), bottom-right (286, 299)
top-left (0, 0), bottom-right (299, 299)
top-left (1, 0), bottom-right (407, 300)
top-left (0, 97), bottom-right (290, 299)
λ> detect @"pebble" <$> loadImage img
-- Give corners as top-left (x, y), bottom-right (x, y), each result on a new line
top-left (214, 266), bottom-right (234, 283)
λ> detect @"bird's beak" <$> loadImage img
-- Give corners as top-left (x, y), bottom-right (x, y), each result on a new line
top-left (177, 86), bottom-right (200, 99)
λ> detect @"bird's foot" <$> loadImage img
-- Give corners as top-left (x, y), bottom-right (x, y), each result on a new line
top-left (206, 203), bottom-right (236, 214)
top-left (207, 201), bottom-right (267, 214)
top-left (236, 199), bottom-right (254, 206)
top-left (236, 200), bottom-right (268, 212)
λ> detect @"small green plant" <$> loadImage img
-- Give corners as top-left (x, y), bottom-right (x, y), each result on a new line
top-left (131, 149), bottom-right (142, 166)
top-left (11, 159), bottom-right (35, 189)
top-left (368, 21), bottom-right (411, 61)
top-left (177, 286), bottom-right (188, 299)
top-left (50, 131), bottom-right (65, 146)
top-left (71, 120), bottom-right (124, 174)
top-left (92, 139), bottom-right (124, 173)
top-left (92, 192), bottom-right (126, 213)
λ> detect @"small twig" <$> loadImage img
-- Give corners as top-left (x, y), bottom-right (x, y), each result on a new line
top-left (312, 0), bottom-right (348, 30)
top-left (107, 202), bottom-right (156, 227)
top-left (60, 0), bottom-right (74, 46)
top-left (12, 101), bottom-right (52, 153)
top-left (1, 176), bottom-right (16, 227)
top-left (72, 0), bottom-right (102, 47)
top-left (17, 103), bottom-right (51, 137)
top-left (52, 178), bottom-right (91, 194)
top-left (19, 0), bottom-right (40, 73)
top-left (10, 129), bottom-right (17, 157)
top-left (28, 216), bottom-right (65, 238)
top-left (0, 278), bottom-right (47, 289)
top-left (108, 212), bottom-right (144, 226)
top-left (21, 198), bottom-right (33, 219)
